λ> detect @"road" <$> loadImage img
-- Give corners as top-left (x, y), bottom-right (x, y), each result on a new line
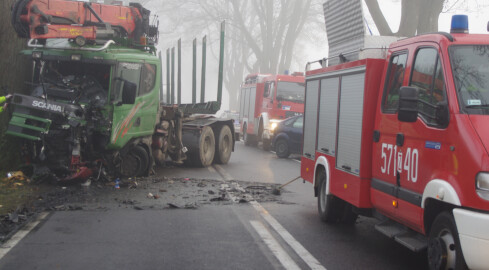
top-left (0, 141), bottom-right (428, 270)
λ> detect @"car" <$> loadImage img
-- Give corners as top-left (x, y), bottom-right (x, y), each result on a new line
top-left (271, 115), bottom-right (303, 158)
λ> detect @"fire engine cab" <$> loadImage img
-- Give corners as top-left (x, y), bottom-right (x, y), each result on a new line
top-left (239, 73), bottom-right (304, 150)
top-left (301, 14), bottom-right (489, 270)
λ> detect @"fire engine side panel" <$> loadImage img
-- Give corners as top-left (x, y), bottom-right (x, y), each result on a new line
top-left (243, 88), bottom-right (250, 124)
top-left (303, 80), bottom-right (320, 160)
top-left (336, 71), bottom-right (366, 175)
top-left (248, 87), bottom-right (257, 133)
top-left (317, 77), bottom-right (340, 156)
top-left (239, 88), bottom-right (246, 122)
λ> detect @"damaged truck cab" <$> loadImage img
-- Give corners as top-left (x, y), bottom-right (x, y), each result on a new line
top-left (8, 40), bottom-right (162, 179)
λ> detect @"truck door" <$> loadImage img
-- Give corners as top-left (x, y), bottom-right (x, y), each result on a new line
top-left (373, 46), bottom-right (451, 231)
top-left (110, 62), bottom-right (158, 148)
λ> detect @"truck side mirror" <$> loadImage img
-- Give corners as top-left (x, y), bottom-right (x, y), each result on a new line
top-left (398, 86), bottom-right (418, 122)
top-left (122, 81), bottom-right (137, 105)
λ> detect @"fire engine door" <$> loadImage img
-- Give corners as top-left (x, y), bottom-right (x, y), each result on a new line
top-left (373, 46), bottom-right (451, 230)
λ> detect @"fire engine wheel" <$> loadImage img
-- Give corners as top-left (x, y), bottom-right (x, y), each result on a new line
top-left (214, 125), bottom-right (232, 164)
top-left (317, 170), bottom-right (341, 222)
top-left (262, 138), bottom-right (271, 151)
top-left (243, 125), bottom-right (257, 147)
top-left (428, 212), bottom-right (468, 270)
top-left (275, 139), bottom-right (289, 158)
top-left (193, 126), bottom-right (215, 167)
top-left (120, 145), bottom-right (149, 177)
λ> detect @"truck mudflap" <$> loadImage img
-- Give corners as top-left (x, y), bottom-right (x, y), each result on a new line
top-left (453, 208), bottom-right (489, 270)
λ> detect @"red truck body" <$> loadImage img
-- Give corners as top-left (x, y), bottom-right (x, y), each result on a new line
top-left (301, 31), bottom-right (489, 269)
top-left (239, 73), bottom-right (304, 148)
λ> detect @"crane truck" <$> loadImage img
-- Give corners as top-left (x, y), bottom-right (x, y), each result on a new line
top-left (301, 0), bottom-right (489, 269)
top-left (6, 0), bottom-right (235, 181)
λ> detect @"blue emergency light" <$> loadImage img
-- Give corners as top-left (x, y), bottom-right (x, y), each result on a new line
top-left (451, 15), bottom-right (469, 34)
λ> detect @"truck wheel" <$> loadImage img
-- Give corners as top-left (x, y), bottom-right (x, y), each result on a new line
top-left (275, 139), bottom-right (289, 158)
top-left (214, 125), bottom-right (232, 164)
top-left (121, 145), bottom-right (149, 177)
top-left (427, 211), bottom-right (468, 270)
top-left (317, 170), bottom-right (341, 222)
top-left (262, 138), bottom-right (271, 151)
top-left (193, 126), bottom-right (215, 167)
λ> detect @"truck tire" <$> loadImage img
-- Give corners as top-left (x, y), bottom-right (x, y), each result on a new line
top-left (275, 139), bottom-right (289, 158)
top-left (192, 126), bottom-right (216, 167)
top-left (317, 170), bottom-right (341, 222)
top-left (120, 145), bottom-right (149, 177)
top-left (427, 212), bottom-right (468, 270)
top-left (214, 125), bottom-right (232, 164)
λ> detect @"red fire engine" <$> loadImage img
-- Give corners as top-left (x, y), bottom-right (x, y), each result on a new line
top-left (239, 73), bottom-right (304, 150)
top-left (301, 15), bottom-right (489, 269)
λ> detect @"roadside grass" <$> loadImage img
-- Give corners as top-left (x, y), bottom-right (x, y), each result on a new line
top-left (0, 181), bottom-right (42, 216)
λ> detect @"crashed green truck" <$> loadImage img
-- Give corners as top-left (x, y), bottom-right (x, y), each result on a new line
top-left (6, 31), bottom-right (234, 182)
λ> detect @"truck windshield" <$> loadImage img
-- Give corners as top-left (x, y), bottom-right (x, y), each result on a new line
top-left (276, 81), bottom-right (305, 103)
top-left (450, 45), bottom-right (489, 114)
top-left (37, 60), bottom-right (110, 105)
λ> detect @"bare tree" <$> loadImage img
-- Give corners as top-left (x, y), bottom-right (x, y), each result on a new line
top-left (364, 0), bottom-right (488, 37)
top-left (153, 0), bottom-right (322, 109)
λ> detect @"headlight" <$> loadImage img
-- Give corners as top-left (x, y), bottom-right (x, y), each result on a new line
top-left (476, 172), bottom-right (489, 200)
top-left (270, 122), bottom-right (278, 131)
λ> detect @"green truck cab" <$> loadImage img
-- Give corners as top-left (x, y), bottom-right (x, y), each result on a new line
top-left (7, 38), bottom-right (234, 181)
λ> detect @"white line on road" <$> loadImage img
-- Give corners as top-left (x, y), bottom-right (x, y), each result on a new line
top-left (0, 212), bottom-right (50, 260)
top-left (208, 166), bottom-right (217, 173)
top-left (250, 201), bottom-right (327, 270)
top-left (250, 220), bottom-right (301, 270)
top-left (213, 164), bottom-right (234, 181)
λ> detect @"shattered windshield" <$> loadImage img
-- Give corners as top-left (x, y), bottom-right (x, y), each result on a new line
top-left (38, 60), bottom-right (111, 105)
top-left (276, 81), bottom-right (305, 103)
top-left (450, 45), bottom-right (489, 114)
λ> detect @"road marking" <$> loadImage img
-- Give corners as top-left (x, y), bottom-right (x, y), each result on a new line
top-left (0, 212), bottom-right (49, 260)
top-left (250, 220), bottom-right (301, 270)
top-left (214, 163), bottom-right (326, 270)
top-left (250, 201), bottom-right (327, 270)
top-left (208, 166), bottom-right (217, 173)
top-left (213, 164), bottom-right (234, 180)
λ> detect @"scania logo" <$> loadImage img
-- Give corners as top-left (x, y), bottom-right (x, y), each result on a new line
top-left (32, 100), bottom-right (63, 112)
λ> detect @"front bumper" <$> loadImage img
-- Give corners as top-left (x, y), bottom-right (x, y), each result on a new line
top-left (453, 208), bottom-right (489, 270)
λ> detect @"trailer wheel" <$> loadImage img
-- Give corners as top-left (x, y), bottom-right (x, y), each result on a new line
top-left (427, 212), bottom-right (468, 270)
top-left (120, 145), bottom-right (149, 177)
top-left (275, 139), bottom-right (289, 158)
top-left (317, 170), bottom-right (341, 222)
top-left (214, 125), bottom-right (232, 164)
top-left (192, 126), bottom-right (215, 167)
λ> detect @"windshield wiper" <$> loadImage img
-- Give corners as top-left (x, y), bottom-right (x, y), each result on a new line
top-left (465, 104), bottom-right (489, 109)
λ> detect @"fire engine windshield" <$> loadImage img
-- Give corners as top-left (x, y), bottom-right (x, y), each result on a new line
top-left (276, 81), bottom-right (305, 103)
top-left (450, 45), bottom-right (489, 114)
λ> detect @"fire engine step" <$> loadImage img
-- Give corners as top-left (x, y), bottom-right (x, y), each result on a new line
top-left (394, 232), bottom-right (428, 252)
top-left (374, 220), bottom-right (427, 252)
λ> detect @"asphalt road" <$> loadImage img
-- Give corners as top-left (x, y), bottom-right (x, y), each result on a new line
top-left (0, 141), bottom-right (428, 270)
